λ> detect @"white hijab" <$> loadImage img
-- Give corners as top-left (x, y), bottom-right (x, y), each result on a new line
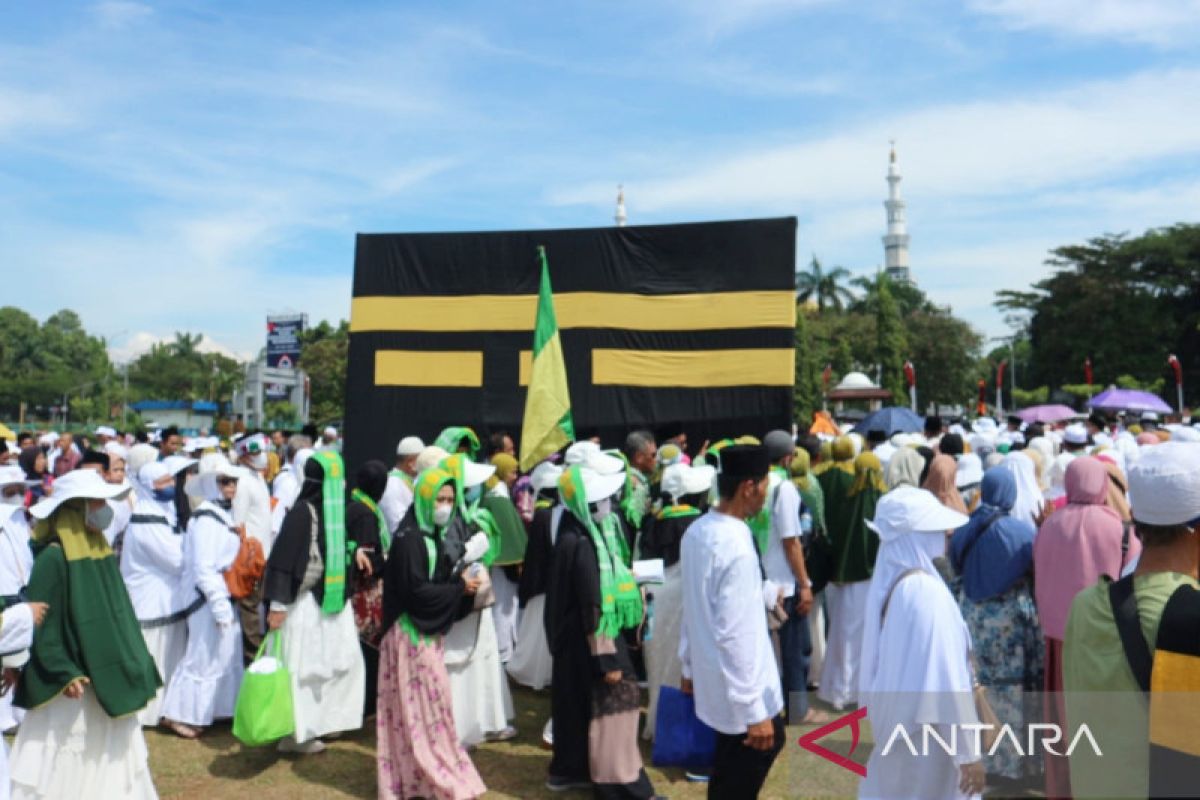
top-left (1001, 451), bottom-right (1044, 526)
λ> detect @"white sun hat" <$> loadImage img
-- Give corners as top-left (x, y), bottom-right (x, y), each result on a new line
top-left (866, 486), bottom-right (970, 542)
top-left (530, 462), bottom-right (564, 493)
top-left (564, 441), bottom-right (624, 475)
top-left (578, 466), bottom-right (625, 503)
top-left (661, 463), bottom-right (716, 502)
top-left (0, 465), bottom-right (36, 488)
top-left (29, 469), bottom-right (132, 520)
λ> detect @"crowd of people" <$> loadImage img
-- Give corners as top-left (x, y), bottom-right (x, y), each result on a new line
top-left (0, 408), bottom-right (1196, 799)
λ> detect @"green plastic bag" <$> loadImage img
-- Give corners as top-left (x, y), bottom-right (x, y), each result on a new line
top-left (232, 630), bottom-right (295, 746)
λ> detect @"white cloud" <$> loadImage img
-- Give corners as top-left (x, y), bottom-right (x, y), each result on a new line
top-left (108, 331), bottom-right (255, 364)
top-left (968, 0), bottom-right (1200, 47)
top-left (93, 1), bottom-right (153, 30)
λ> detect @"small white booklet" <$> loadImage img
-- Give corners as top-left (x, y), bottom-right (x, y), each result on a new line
top-left (632, 558), bottom-right (665, 585)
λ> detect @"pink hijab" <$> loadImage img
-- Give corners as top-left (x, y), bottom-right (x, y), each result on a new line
top-left (1033, 456), bottom-right (1140, 640)
top-left (922, 454), bottom-right (968, 515)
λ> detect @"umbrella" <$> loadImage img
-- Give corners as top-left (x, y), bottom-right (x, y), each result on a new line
top-left (1088, 388), bottom-right (1172, 415)
top-left (852, 406), bottom-right (924, 436)
top-left (1016, 404), bottom-right (1079, 424)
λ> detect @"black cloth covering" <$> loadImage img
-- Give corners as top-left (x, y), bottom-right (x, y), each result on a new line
top-left (518, 504), bottom-right (555, 606)
top-left (381, 508), bottom-right (473, 637)
top-left (347, 460), bottom-right (389, 575)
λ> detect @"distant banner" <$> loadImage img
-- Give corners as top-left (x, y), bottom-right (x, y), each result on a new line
top-left (264, 382), bottom-right (290, 401)
top-left (266, 315), bottom-right (305, 368)
top-left (345, 218), bottom-right (797, 470)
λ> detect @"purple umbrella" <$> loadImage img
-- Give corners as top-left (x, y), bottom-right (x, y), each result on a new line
top-left (1087, 387), bottom-right (1173, 414)
top-left (1016, 404), bottom-right (1079, 424)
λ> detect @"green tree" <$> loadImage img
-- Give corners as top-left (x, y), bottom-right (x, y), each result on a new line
top-left (127, 333), bottom-right (243, 405)
top-left (875, 275), bottom-right (908, 405)
top-left (299, 320), bottom-right (349, 426)
top-left (0, 307), bottom-right (111, 419)
top-left (795, 256), bottom-right (856, 312)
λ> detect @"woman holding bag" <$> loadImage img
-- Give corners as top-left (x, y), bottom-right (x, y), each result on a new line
top-left (263, 451), bottom-right (366, 755)
top-left (377, 467), bottom-right (485, 800)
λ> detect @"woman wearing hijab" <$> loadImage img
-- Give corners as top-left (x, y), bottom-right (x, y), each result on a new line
top-left (999, 452), bottom-right (1043, 527)
top-left (819, 451), bottom-right (885, 711)
top-left (1032, 455), bottom-right (1140, 798)
top-left (923, 455), bottom-right (968, 516)
top-left (885, 448), bottom-right (925, 491)
top-left (159, 458), bottom-right (244, 739)
top-left (640, 461), bottom-right (713, 740)
top-left (346, 459), bottom-right (390, 718)
top-left (1095, 455), bottom-right (1132, 523)
top-left (377, 467), bottom-right (486, 800)
top-left (506, 461), bottom-right (562, 692)
top-left (11, 470), bottom-right (159, 798)
top-left (482, 452), bottom-right (526, 665)
top-left (949, 468), bottom-right (1043, 786)
top-left (546, 465), bottom-right (656, 797)
top-left (16, 448), bottom-right (49, 504)
top-left (264, 451), bottom-right (367, 754)
top-left (858, 487), bottom-right (982, 799)
top-left (121, 456), bottom-right (200, 727)
top-left (955, 454), bottom-right (984, 512)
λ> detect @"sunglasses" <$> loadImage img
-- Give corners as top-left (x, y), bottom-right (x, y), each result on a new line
top-left (217, 476), bottom-right (239, 487)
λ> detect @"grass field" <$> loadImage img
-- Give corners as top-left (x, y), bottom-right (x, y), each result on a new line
top-left (147, 685), bottom-right (870, 799)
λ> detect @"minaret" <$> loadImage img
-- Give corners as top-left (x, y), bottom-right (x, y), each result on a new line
top-left (882, 142), bottom-right (912, 284)
top-left (615, 185), bottom-right (627, 227)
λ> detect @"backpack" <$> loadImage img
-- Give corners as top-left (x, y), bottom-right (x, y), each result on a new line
top-left (225, 523), bottom-right (266, 600)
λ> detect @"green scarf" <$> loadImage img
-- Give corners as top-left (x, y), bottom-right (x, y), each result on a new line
top-left (310, 450), bottom-right (353, 615)
top-left (439, 453), bottom-right (500, 566)
top-left (351, 487), bottom-right (390, 554)
top-left (559, 465), bottom-right (643, 639)
top-left (19, 502), bottom-right (159, 717)
top-left (433, 426), bottom-right (480, 460)
top-left (609, 450), bottom-right (648, 531)
top-left (398, 468), bottom-right (456, 646)
top-left (658, 504), bottom-right (700, 521)
top-left (746, 466), bottom-right (788, 557)
top-left (388, 468), bottom-right (414, 490)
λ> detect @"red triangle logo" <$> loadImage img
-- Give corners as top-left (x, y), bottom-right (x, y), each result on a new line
top-left (797, 706), bottom-right (868, 778)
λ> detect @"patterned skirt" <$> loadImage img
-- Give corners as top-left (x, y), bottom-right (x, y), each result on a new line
top-left (376, 625), bottom-right (486, 800)
top-left (958, 578), bottom-right (1045, 780)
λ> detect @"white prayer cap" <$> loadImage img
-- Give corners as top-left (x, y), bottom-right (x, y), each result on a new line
top-left (948, 423), bottom-right (967, 437)
top-left (1093, 432), bottom-right (1114, 449)
top-left (578, 467), bottom-right (624, 504)
top-left (30, 469), bottom-right (131, 519)
top-left (1141, 411), bottom-right (1160, 423)
top-left (564, 441), bottom-right (623, 475)
top-left (1128, 442), bottom-right (1200, 527)
top-left (1063, 424), bottom-right (1090, 446)
top-left (95, 425), bottom-right (117, 438)
top-left (0, 465), bottom-right (34, 488)
top-left (530, 462), bottom-right (564, 493)
top-left (323, 426), bottom-right (338, 438)
top-left (955, 453), bottom-right (984, 489)
top-left (38, 433), bottom-right (58, 447)
top-left (396, 436), bottom-right (425, 456)
top-left (865, 486), bottom-right (970, 543)
top-left (972, 417), bottom-right (998, 436)
top-left (661, 463), bottom-right (716, 501)
top-left (414, 446), bottom-right (449, 473)
top-left (103, 441), bottom-right (129, 462)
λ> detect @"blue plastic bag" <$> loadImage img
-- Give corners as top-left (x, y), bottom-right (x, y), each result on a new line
top-left (652, 686), bottom-right (717, 768)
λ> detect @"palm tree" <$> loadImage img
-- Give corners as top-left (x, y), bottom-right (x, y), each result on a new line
top-left (795, 256), bottom-right (855, 312)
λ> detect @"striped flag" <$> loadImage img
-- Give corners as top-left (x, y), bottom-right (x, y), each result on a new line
top-left (519, 247), bottom-right (575, 471)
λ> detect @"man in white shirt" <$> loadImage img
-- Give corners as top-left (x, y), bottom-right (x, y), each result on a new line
top-left (232, 433), bottom-right (272, 660)
top-left (680, 444), bottom-right (785, 798)
top-left (379, 436), bottom-right (423, 535)
top-left (762, 430), bottom-right (823, 726)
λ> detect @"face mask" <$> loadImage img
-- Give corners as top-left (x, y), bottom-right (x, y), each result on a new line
top-left (249, 453), bottom-right (268, 471)
top-left (465, 484), bottom-right (482, 503)
top-left (590, 497), bottom-right (612, 523)
top-left (154, 486), bottom-right (176, 503)
top-left (432, 505), bottom-right (453, 527)
top-left (86, 503), bottom-right (114, 531)
top-left (1, 492), bottom-right (23, 507)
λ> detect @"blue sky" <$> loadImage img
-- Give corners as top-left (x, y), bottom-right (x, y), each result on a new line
top-left (2, 0), bottom-right (1198, 362)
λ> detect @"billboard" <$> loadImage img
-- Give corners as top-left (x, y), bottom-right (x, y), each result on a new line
top-left (266, 314), bottom-right (305, 368)
top-left (344, 218), bottom-right (797, 471)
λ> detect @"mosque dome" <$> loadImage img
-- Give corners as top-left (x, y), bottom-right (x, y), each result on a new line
top-left (835, 371), bottom-right (878, 391)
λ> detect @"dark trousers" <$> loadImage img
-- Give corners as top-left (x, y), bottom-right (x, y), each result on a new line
top-left (238, 580), bottom-right (264, 664)
top-left (777, 594), bottom-right (812, 720)
top-left (709, 716), bottom-right (786, 800)
top-left (549, 643), bottom-right (591, 782)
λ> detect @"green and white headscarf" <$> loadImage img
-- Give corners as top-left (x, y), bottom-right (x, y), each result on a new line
top-left (559, 465), bottom-right (643, 639)
top-left (438, 453), bottom-right (500, 565)
top-left (309, 450), bottom-right (353, 615)
top-left (433, 426), bottom-right (481, 460)
top-left (398, 467), bottom-right (457, 645)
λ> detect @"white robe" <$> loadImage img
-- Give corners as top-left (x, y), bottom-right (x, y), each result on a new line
top-left (858, 513), bottom-right (980, 800)
top-left (0, 507), bottom-right (34, 732)
top-left (160, 502), bottom-right (243, 726)
top-left (490, 567), bottom-right (519, 664)
top-left (505, 594), bottom-right (552, 690)
top-left (819, 580), bottom-right (870, 709)
top-left (277, 593), bottom-right (365, 744)
top-left (0, 604), bottom-right (34, 800)
top-left (121, 498), bottom-right (191, 726)
top-left (444, 606), bottom-right (513, 746)
top-left (232, 469), bottom-right (272, 552)
top-left (379, 472), bottom-right (414, 538)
